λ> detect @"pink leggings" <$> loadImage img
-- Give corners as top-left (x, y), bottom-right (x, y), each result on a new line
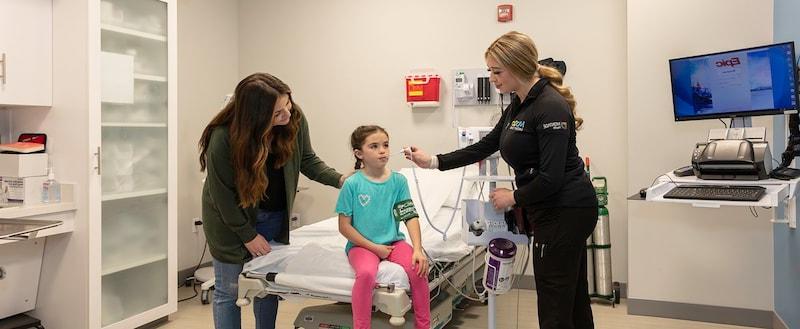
top-left (348, 240), bottom-right (431, 329)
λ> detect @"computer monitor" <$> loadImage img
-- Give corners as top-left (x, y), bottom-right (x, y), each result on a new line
top-left (669, 42), bottom-right (798, 121)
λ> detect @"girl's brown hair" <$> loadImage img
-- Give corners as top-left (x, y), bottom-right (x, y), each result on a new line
top-left (199, 73), bottom-right (302, 208)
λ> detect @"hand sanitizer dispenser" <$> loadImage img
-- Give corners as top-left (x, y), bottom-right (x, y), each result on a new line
top-left (41, 166), bottom-right (60, 203)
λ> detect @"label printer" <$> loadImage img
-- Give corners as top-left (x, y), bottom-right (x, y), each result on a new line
top-left (691, 128), bottom-right (772, 181)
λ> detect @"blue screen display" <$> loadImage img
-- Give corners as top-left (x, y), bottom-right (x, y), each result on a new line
top-left (670, 42), bottom-right (798, 121)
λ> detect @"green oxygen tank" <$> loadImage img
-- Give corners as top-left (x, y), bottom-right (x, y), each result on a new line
top-left (589, 176), bottom-right (619, 304)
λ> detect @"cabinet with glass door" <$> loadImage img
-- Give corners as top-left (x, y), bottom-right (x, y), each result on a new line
top-left (92, 0), bottom-right (176, 328)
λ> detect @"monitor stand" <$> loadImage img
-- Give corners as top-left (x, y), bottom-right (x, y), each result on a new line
top-left (730, 116), bottom-right (752, 128)
top-left (707, 116), bottom-right (765, 142)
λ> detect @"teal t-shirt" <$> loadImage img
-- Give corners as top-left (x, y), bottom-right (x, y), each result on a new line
top-left (335, 171), bottom-right (419, 253)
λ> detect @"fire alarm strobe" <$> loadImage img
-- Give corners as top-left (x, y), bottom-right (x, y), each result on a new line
top-left (498, 4), bottom-right (513, 22)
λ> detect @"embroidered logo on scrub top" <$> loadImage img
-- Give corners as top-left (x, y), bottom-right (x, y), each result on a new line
top-left (510, 120), bottom-right (526, 131)
top-left (358, 194), bottom-right (371, 207)
top-left (542, 121), bottom-right (568, 130)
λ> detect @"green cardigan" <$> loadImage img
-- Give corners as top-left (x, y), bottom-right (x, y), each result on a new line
top-left (202, 114), bottom-right (342, 264)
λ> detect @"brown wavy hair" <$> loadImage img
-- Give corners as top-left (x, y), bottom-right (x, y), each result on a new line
top-left (485, 31), bottom-right (583, 129)
top-left (199, 73), bottom-right (302, 208)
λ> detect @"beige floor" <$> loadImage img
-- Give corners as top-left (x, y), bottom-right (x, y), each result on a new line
top-left (158, 286), bottom-right (758, 329)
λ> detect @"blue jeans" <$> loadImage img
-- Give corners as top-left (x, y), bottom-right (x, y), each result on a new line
top-left (212, 210), bottom-right (286, 329)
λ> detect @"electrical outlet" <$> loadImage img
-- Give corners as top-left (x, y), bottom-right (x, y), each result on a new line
top-left (191, 217), bottom-right (201, 233)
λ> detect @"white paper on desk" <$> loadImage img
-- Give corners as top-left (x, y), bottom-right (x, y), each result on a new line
top-left (101, 52), bottom-right (134, 104)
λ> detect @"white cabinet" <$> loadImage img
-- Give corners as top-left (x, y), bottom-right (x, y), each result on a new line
top-left (0, 0), bottom-right (52, 107)
top-left (88, 1), bottom-right (176, 328)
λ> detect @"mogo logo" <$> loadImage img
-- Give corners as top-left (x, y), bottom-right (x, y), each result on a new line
top-left (715, 57), bottom-right (741, 67)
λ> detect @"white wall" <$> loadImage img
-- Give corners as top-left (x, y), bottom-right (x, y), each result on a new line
top-left (177, 0), bottom-right (240, 271)
top-left (236, 0), bottom-right (629, 280)
top-left (17, 0), bottom-right (92, 328)
top-left (627, 0), bottom-right (774, 310)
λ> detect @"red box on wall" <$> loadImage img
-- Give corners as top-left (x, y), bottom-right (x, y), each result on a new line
top-left (405, 74), bottom-right (440, 107)
top-left (498, 4), bottom-right (513, 22)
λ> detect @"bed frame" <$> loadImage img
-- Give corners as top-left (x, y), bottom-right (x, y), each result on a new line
top-left (236, 247), bottom-right (486, 327)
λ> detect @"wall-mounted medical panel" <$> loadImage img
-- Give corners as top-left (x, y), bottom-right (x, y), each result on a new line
top-left (452, 68), bottom-right (510, 107)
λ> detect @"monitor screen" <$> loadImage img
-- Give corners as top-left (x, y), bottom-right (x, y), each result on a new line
top-left (669, 42), bottom-right (798, 121)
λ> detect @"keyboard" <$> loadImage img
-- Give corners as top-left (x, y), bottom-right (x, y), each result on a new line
top-left (663, 184), bottom-right (766, 202)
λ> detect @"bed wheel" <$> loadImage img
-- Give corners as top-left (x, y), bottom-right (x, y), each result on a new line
top-left (201, 290), bottom-right (210, 304)
top-left (235, 298), bottom-right (251, 307)
top-left (389, 316), bottom-right (405, 326)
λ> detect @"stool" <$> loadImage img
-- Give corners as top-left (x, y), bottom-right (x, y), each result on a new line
top-left (0, 314), bottom-right (44, 329)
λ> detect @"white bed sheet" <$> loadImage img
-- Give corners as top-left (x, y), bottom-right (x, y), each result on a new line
top-left (242, 167), bottom-right (481, 292)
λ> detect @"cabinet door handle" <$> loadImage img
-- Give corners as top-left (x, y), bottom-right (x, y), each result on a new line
top-left (0, 53), bottom-right (5, 85)
top-left (94, 146), bottom-right (102, 175)
top-left (0, 266), bottom-right (5, 280)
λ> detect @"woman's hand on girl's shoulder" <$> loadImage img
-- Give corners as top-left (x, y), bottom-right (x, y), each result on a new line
top-left (339, 171), bottom-right (355, 188)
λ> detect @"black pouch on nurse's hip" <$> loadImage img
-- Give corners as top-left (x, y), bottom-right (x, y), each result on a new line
top-left (504, 206), bottom-right (529, 236)
top-left (516, 168), bottom-right (538, 186)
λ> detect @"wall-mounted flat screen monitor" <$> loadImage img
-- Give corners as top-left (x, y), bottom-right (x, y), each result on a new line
top-left (670, 42), bottom-right (798, 121)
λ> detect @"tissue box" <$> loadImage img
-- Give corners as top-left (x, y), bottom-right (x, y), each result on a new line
top-left (0, 176), bottom-right (47, 204)
top-left (0, 153), bottom-right (48, 177)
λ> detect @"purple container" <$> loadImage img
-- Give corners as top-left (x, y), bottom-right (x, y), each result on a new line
top-left (488, 238), bottom-right (517, 259)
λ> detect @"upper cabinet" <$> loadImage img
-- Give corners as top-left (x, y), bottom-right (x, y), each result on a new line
top-left (0, 0), bottom-right (52, 107)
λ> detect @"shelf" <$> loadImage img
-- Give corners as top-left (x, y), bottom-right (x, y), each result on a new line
top-left (102, 122), bottom-right (167, 128)
top-left (0, 184), bottom-right (76, 218)
top-left (102, 188), bottom-right (167, 202)
top-left (101, 23), bottom-right (166, 42)
top-left (646, 181), bottom-right (789, 208)
top-left (644, 172), bottom-right (799, 228)
top-left (134, 73), bottom-right (167, 82)
top-left (102, 253), bottom-right (167, 276)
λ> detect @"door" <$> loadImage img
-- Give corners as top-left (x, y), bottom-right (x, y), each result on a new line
top-left (92, 0), bottom-right (176, 327)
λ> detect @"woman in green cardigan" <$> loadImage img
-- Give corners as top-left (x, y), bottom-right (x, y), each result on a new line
top-left (199, 73), bottom-right (346, 329)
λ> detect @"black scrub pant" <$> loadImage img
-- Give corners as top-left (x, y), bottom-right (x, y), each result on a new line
top-left (528, 206), bottom-right (598, 329)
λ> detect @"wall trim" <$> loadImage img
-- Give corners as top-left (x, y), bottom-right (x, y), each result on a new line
top-left (512, 275), bottom-right (628, 299)
top-left (513, 274), bottom-right (535, 290)
top-left (773, 311), bottom-right (789, 329)
top-left (628, 299), bottom-right (773, 329)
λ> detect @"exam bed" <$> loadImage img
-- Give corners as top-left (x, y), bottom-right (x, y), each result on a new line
top-left (236, 167), bottom-right (486, 327)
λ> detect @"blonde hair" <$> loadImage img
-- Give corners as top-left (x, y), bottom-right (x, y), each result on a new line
top-left (485, 31), bottom-right (582, 129)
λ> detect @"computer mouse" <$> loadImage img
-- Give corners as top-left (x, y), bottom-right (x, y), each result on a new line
top-left (639, 188), bottom-right (647, 199)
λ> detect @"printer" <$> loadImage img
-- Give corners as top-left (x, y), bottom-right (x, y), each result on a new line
top-left (691, 139), bottom-right (772, 180)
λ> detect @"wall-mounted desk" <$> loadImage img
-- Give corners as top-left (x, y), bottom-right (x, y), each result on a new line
top-left (644, 173), bottom-right (798, 229)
